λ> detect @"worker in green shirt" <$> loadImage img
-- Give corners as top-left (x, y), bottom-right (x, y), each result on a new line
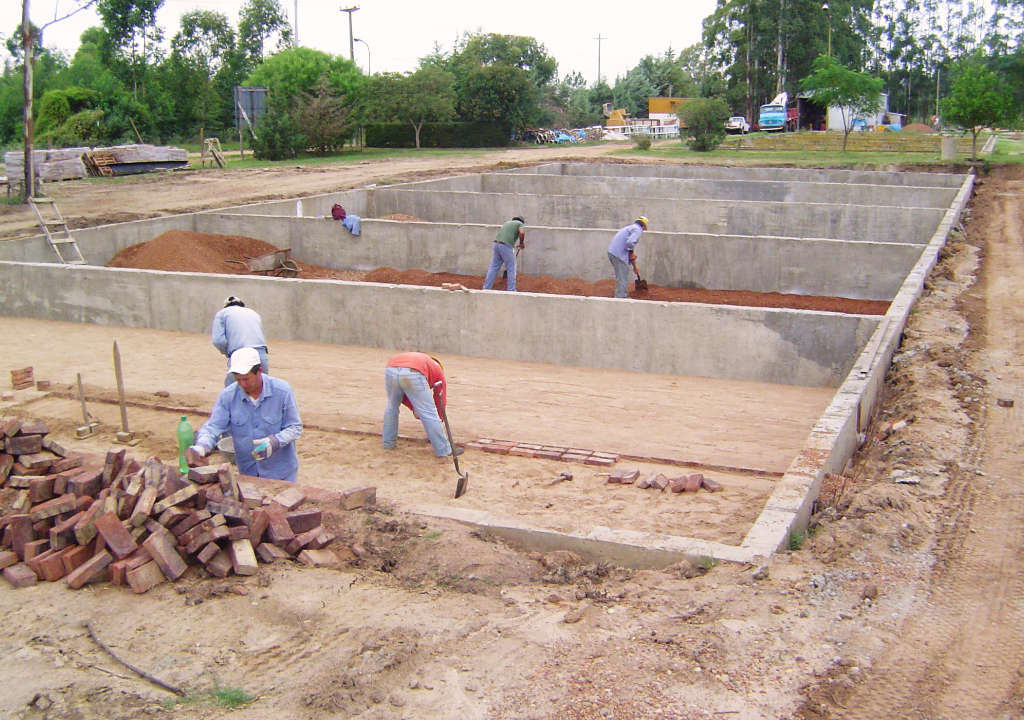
top-left (482, 216), bottom-right (526, 291)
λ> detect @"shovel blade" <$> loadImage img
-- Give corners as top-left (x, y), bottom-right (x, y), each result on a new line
top-left (455, 473), bottom-right (469, 499)
top-left (635, 279), bottom-right (649, 292)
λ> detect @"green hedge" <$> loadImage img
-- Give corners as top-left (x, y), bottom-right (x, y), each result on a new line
top-left (366, 121), bottom-right (511, 148)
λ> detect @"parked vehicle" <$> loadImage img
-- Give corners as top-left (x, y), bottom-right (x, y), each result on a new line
top-left (725, 116), bottom-right (750, 134)
top-left (758, 92), bottom-right (799, 132)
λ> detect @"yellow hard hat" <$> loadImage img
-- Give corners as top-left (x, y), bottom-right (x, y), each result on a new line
top-left (635, 216), bottom-right (649, 229)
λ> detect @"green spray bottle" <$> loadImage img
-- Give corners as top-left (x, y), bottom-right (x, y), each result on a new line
top-left (176, 415), bottom-right (194, 475)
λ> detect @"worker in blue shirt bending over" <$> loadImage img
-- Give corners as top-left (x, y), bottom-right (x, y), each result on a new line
top-left (211, 296), bottom-right (269, 386)
top-left (186, 347), bottom-right (303, 483)
top-left (607, 216), bottom-right (648, 298)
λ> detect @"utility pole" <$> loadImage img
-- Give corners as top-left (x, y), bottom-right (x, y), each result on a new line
top-left (22, 0), bottom-right (35, 198)
top-left (594, 34), bottom-right (605, 85)
top-left (340, 6), bottom-right (358, 62)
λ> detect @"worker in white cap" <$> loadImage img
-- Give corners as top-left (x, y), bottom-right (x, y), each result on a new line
top-left (187, 347), bottom-right (303, 483)
top-left (211, 296), bottom-right (269, 386)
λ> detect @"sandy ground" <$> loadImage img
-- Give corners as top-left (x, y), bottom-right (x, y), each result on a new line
top-left (0, 148), bottom-right (1022, 720)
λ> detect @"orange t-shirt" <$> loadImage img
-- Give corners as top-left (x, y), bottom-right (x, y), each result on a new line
top-left (386, 352), bottom-right (446, 416)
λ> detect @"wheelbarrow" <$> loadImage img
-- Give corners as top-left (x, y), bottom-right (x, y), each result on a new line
top-left (226, 248), bottom-right (301, 278)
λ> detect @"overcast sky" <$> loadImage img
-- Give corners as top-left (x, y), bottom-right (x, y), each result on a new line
top-left (3, 0), bottom-right (718, 85)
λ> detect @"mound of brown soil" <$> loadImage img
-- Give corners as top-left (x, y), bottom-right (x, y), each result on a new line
top-left (107, 230), bottom-right (362, 280)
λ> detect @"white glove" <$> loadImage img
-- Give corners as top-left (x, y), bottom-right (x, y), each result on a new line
top-left (188, 444), bottom-right (209, 457)
top-left (252, 436), bottom-right (278, 461)
top-left (185, 444), bottom-right (209, 467)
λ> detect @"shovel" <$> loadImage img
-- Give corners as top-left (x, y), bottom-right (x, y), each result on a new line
top-left (432, 381), bottom-right (469, 498)
top-left (503, 246), bottom-right (521, 281)
top-left (630, 257), bottom-right (649, 292)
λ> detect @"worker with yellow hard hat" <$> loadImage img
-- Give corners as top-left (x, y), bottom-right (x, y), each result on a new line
top-left (607, 216), bottom-right (649, 298)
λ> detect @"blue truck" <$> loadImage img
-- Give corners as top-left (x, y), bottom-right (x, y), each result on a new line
top-left (758, 92), bottom-right (799, 132)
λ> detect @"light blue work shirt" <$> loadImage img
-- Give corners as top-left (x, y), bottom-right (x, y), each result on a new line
top-left (195, 375), bottom-right (302, 483)
top-left (342, 214), bottom-right (361, 235)
top-left (211, 306), bottom-right (267, 357)
top-left (608, 222), bottom-right (644, 263)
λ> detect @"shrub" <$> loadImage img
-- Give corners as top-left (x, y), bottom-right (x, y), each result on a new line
top-left (632, 133), bottom-right (652, 150)
top-left (678, 97), bottom-right (730, 151)
top-left (251, 109), bottom-right (304, 160)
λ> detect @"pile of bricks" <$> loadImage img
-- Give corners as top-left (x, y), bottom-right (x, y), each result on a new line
top-left (9, 367), bottom-right (33, 391)
top-left (0, 417), bottom-right (343, 593)
top-left (468, 439), bottom-right (618, 467)
top-left (608, 469), bottom-right (723, 493)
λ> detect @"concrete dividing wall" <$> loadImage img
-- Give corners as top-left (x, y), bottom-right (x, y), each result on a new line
top-left (195, 215), bottom-right (919, 300)
top-left (415, 172), bottom-right (958, 209)
top-left (526, 162), bottom-right (967, 188)
top-left (0, 261), bottom-right (878, 386)
top-left (366, 188), bottom-right (944, 243)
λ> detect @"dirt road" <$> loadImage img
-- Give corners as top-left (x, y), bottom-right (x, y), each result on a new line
top-left (0, 148), bottom-right (1021, 719)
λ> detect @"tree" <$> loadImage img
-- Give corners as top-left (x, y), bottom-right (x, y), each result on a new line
top-left (941, 57), bottom-right (1013, 159)
top-left (237, 0), bottom-right (293, 74)
top-left (96, 0), bottom-right (164, 97)
top-left (296, 73), bottom-right (356, 152)
top-left (368, 66), bottom-right (456, 149)
top-left (677, 96), bottom-right (730, 151)
top-left (168, 10), bottom-right (235, 134)
top-left (455, 64), bottom-right (537, 132)
top-left (244, 46), bottom-right (362, 110)
top-left (800, 54), bottom-right (884, 150)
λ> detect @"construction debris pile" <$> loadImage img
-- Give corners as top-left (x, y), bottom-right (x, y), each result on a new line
top-left (607, 468), bottom-right (722, 493)
top-left (0, 417), bottom-right (346, 593)
top-left (3, 144), bottom-right (187, 184)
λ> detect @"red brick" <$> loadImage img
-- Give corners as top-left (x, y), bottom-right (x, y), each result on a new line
top-left (18, 451), bottom-right (57, 473)
top-left (94, 511), bottom-right (139, 559)
top-left (285, 527), bottom-right (324, 555)
top-left (271, 487), bottom-right (305, 511)
top-left (701, 476), bottom-right (723, 492)
top-left (100, 448), bottom-right (126, 488)
top-left (0, 418), bottom-right (22, 438)
top-left (286, 509), bottom-right (322, 534)
top-left (249, 509), bottom-right (270, 546)
top-left (482, 444), bottom-right (510, 455)
top-left (684, 473), bottom-right (703, 492)
top-left (204, 549), bottom-right (232, 578)
top-left (583, 456), bottom-right (615, 467)
top-left (12, 462), bottom-right (47, 477)
top-left (49, 510), bottom-right (84, 550)
top-left (669, 477), bottom-right (687, 493)
top-left (4, 562), bottom-right (37, 588)
top-left (142, 531), bottom-right (188, 580)
top-left (264, 506), bottom-right (295, 543)
top-left (508, 447), bottom-right (535, 457)
top-left (37, 549), bottom-right (70, 581)
top-left (206, 498), bottom-right (250, 524)
top-left (23, 538), bottom-right (49, 562)
top-left (51, 455), bottom-right (85, 474)
top-left (18, 419), bottom-right (47, 435)
top-left (129, 486), bottom-right (158, 527)
top-left (561, 453), bottom-right (592, 464)
top-left (110, 548), bottom-right (151, 586)
top-left (0, 453), bottom-right (12, 482)
top-left (196, 542), bottom-right (220, 564)
top-left (187, 466), bottom-right (220, 484)
top-left (151, 484), bottom-right (198, 514)
top-left (307, 529), bottom-right (334, 550)
top-left (178, 514), bottom-right (227, 548)
top-left (40, 436), bottom-right (67, 457)
top-left (170, 509), bottom-right (212, 537)
top-left (126, 560), bottom-right (166, 593)
top-left (7, 514), bottom-right (34, 559)
top-left (0, 550), bottom-right (18, 569)
top-left (230, 539), bottom-right (258, 576)
top-left (26, 547), bottom-right (55, 576)
top-left (341, 486), bottom-right (375, 510)
top-left (61, 544), bottom-right (93, 574)
top-left (256, 543), bottom-right (291, 563)
top-left (66, 550), bottom-right (112, 589)
top-left (30, 494), bottom-right (78, 522)
top-left (238, 483), bottom-right (263, 509)
top-left (184, 524), bottom-right (230, 556)
top-left (28, 475), bottom-right (56, 503)
top-left (157, 506), bottom-right (190, 527)
top-left (649, 474), bottom-right (670, 491)
top-left (6, 435), bottom-right (43, 455)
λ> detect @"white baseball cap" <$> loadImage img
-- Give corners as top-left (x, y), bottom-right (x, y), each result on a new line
top-left (228, 347), bottom-right (261, 375)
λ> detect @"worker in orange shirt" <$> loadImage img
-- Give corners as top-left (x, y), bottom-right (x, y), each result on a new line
top-left (382, 352), bottom-right (453, 457)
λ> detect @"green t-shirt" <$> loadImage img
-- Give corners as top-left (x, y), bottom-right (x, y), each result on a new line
top-left (495, 219), bottom-right (524, 247)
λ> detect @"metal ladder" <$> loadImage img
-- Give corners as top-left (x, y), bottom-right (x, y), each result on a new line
top-left (29, 196), bottom-right (85, 264)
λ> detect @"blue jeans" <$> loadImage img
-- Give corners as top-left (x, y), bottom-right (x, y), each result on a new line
top-left (224, 346), bottom-right (269, 387)
top-left (482, 242), bottom-right (517, 291)
top-left (609, 252), bottom-right (632, 298)
top-left (382, 366), bottom-right (452, 457)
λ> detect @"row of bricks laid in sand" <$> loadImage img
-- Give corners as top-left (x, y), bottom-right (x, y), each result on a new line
top-left (605, 468), bottom-right (723, 493)
top-left (0, 416), bottom-right (377, 592)
top-left (468, 439), bottom-right (619, 466)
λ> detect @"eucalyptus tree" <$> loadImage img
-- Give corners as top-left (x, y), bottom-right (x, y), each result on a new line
top-left (96, 0), bottom-right (164, 97)
top-left (237, 0), bottom-right (293, 75)
top-left (166, 9), bottom-right (237, 135)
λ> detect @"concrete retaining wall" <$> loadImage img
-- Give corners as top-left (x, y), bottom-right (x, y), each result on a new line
top-left (415, 172), bottom-right (958, 208)
top-left (365, 188), bottom-right (944, 243)
top-left (525, 162), bottom-right (967, 188)
top-left (0, 261), bottom-right (877, 386)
